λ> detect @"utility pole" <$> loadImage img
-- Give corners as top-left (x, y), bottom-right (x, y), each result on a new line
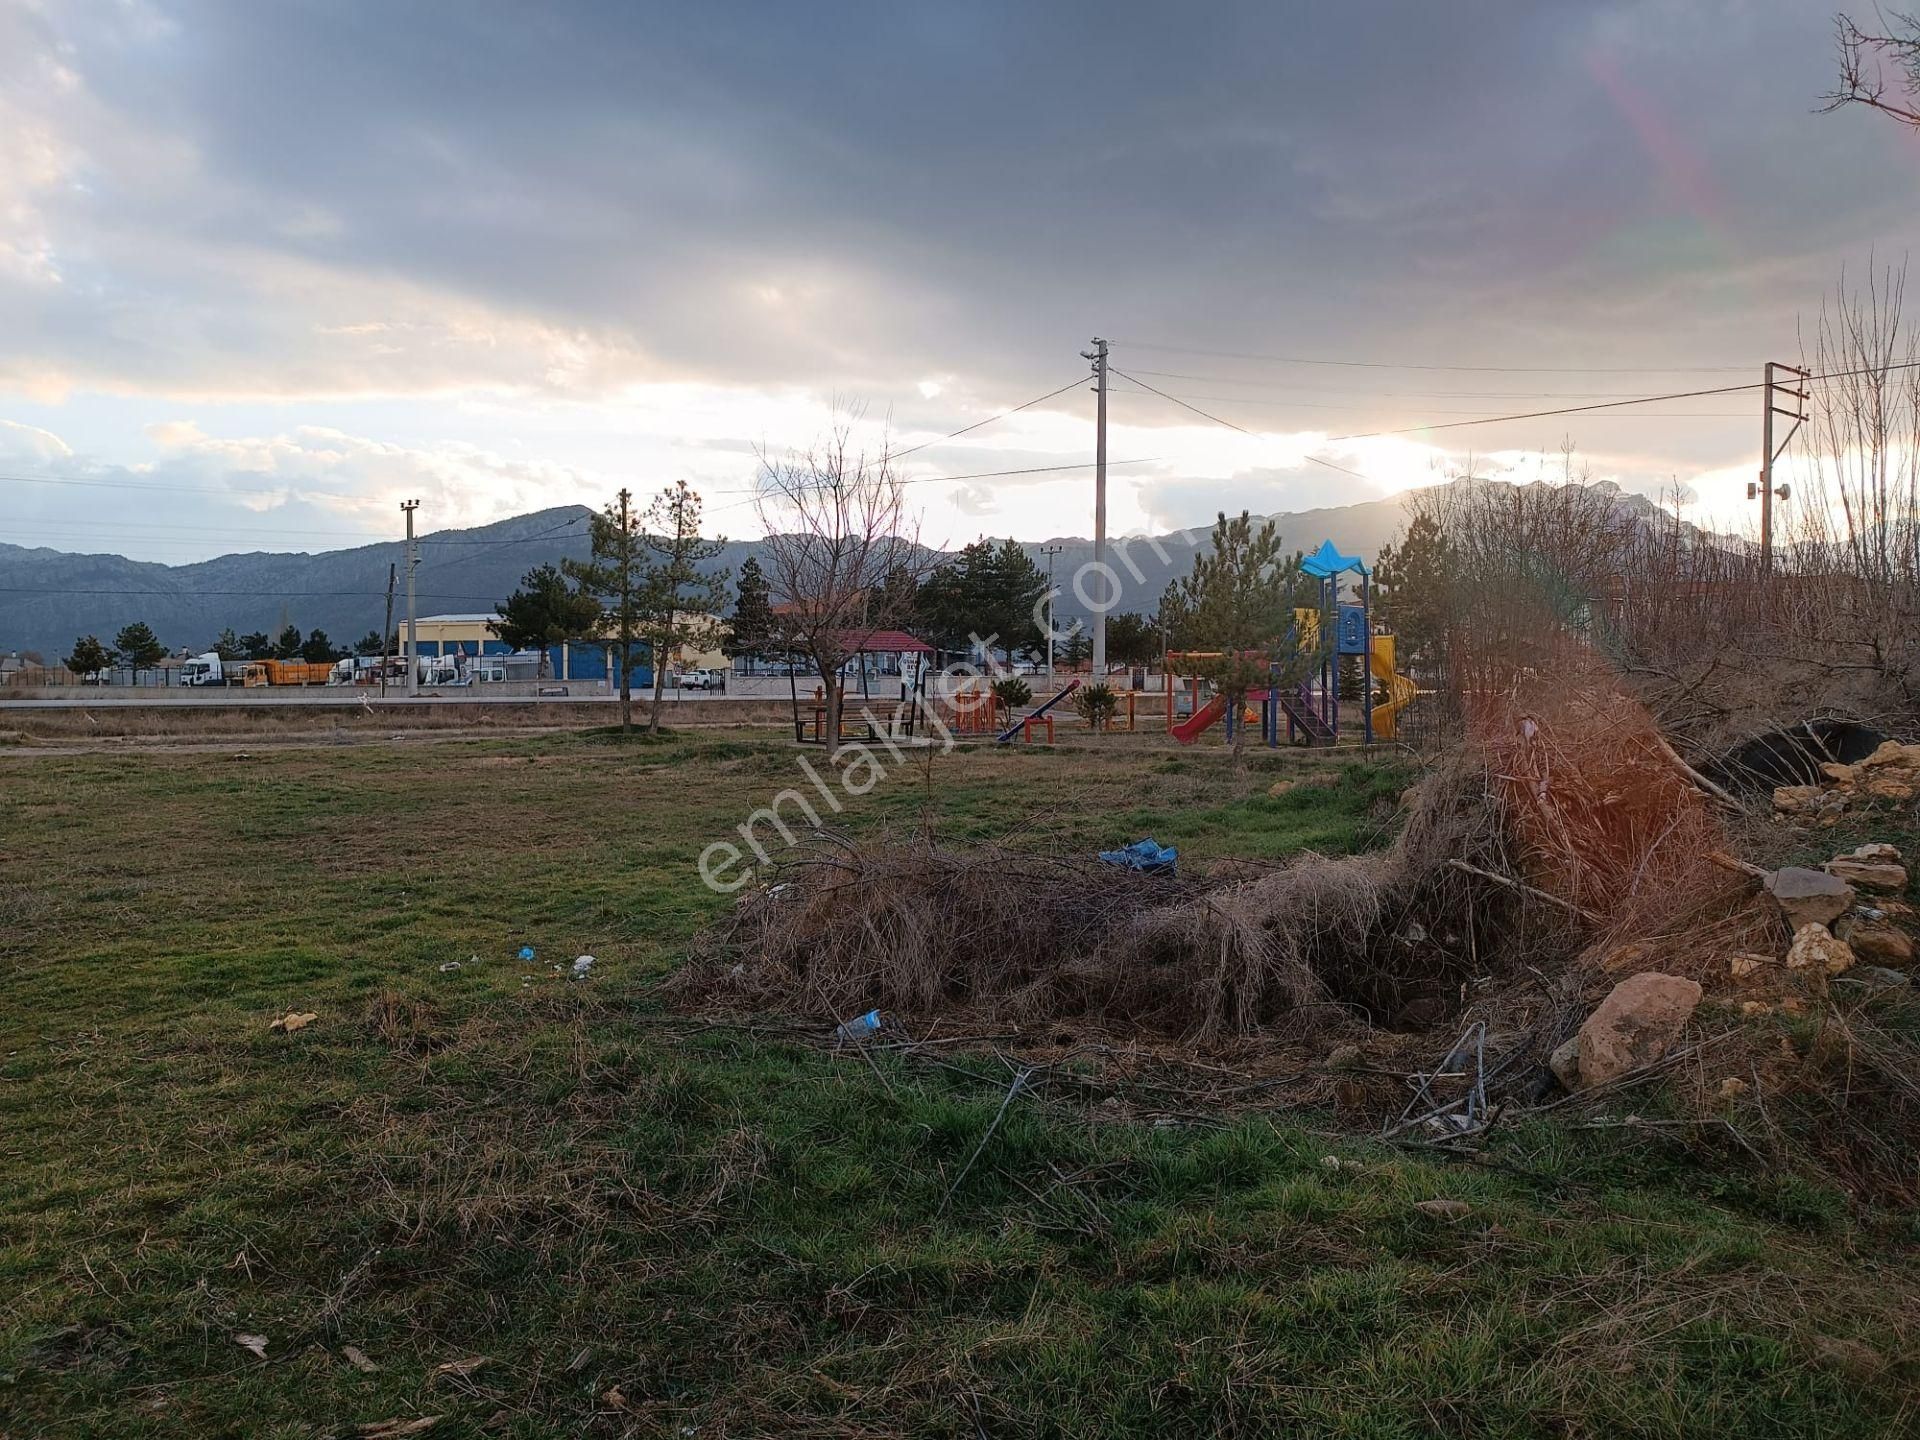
top-left (1080, 337), bottom-right (1109, 677)
top-left (401, 499), bottom-right (420, 696)
top-left (381, 562), bottom-right (396, 698)
top-left (1750, 362), bottom-right (1808, 578)
top-left (1040, 543), bottom-right (1063, 683)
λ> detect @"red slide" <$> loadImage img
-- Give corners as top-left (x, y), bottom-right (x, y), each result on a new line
top-left (1170, 692), bottom-right (1229, 745)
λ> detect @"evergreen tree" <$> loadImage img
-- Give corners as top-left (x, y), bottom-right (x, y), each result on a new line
top-left (916, 537), bottom-right (1047, 662)
top-left (300, 629), bottom-right (341, 663)
top-left (66, 635), bottom-right (111, 678)
top-left (272, 624), bottom-right (303, 660)
top-left (1103, 611), bottom-right (1160, 669)
top-left (494, 563), bottom-right (602, 679)
top-left (212, 628), bottom-right (243, 660)
top-left (728, 555), bottom-right (775, 670)
top-left (353, 630), bottom-right (390, 657)
top-left (566, 482), bottom-right (727, 735)
top-left (1163, 511), bottom-right (1312, 759)
top-left (114, 621), bottom-right (166, 669)
top-left (1372, 510), bottom-right (1456, 675)
top-left (240, 631), bottom-right (274, 660)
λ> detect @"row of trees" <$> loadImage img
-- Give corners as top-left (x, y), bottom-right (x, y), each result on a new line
top-left (494, 480), bottom-right (727, 735)
top-left (62, 620), bottom-right (375, 677)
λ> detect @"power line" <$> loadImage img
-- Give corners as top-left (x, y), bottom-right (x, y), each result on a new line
top-left (1107, 386), bottom-right (1751, 419)
top-left (1120, 366), bottom-right (1743, 400)
top-left (1111, 339), bottom-right (1752, 375)
top-left (1107, 370), bottom-right (1371, 481)
top-left (886, 376), bottom-right (1089, 462)
top-left (1320, 361), bottom-right (1920, 443)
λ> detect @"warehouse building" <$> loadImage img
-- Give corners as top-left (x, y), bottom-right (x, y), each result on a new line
top-left (407, 613), bottom-right (727, 683)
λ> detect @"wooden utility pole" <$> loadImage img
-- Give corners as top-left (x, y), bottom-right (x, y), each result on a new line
top-left (381, 561), bottom-right (396, 698)
top-left (1753, 362), bottom-right (1809, 577)
top-left (1081, 337), bottom-right (1109, 676)
top-left (402, 499), bottom-right (420, 696)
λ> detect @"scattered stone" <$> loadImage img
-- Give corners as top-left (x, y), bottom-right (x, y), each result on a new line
top-left (1717, 1076), bottom-right (1749, 1100)
top-left (1850, 741), bottom-right (1920, 800)
top-left (1825, 845), bottom-right (1909, 894)
top-left (1765, 867), bottom-right (1855, 930)
top-left (1848, 923), bottom-right (1914, 966)
top-left (1818, 761), bottom-right (1857, 783)
top-left (1771, 784), bottom-right (1824, 814)
top-left (1574, 973), bottom-right (1702, 1089)
top-left (1325, 1043), bottom-right (1363, 1070)
top-left (233, 1333), bottom-right (268, 1360)
top-left (1826, 863), bottom-right (1909, 893)
top-left (1267, 779), bottom-right (1295, 798)
top-left (1740, 1000), bottom-right (1774, 1018)
top-left (342, 1345), bottom-right (379, 1373)
top-left (1548, 1036), bottom-right (1582, 1090)
top-left (1413, 1198), bottom-right (1472, 1220)
top-left (1786, 923), bottom-right (1856, 977)
top-left (1727, 953), bottom-right (1771, 980)
top-left (268, 1011), bottom-right (318, 1035)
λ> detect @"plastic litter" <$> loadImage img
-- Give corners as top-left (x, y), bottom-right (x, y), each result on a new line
top-left (517, 945), bottom-right (537, 962)
top-left (569, 954), bottom-right (595, 980)
top-left (1098, 837), bottom-right (1178, 875)
top-left (833, 1009), bottom-right (883, 1044)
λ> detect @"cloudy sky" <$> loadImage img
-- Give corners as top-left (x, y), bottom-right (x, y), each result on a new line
top-left (0, 0), bottom-right (1913, 562)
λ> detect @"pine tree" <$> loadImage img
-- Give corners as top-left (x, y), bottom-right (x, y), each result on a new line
top-left (66, 635), bottom-right (111, 678)
top-left (1163, 511), bottom-right (1311, 759)
top-left (114, 621), bottom-right (166, 669)
top-left (494, 564), bottom-right (602, 679)
top-left (729, 556), bottom-right (775, 670)
top-left (1373, 510), bottom-right (1456, 676)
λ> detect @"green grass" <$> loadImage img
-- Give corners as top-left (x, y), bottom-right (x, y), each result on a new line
top-left (1, 731), bottom-right (1915, 1438)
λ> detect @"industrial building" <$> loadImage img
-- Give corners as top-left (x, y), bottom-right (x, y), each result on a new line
top-left (407, 613), bottom-right (727, 683)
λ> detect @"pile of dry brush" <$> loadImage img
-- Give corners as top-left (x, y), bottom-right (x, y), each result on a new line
top-left (686, 753), bottom-right (1567, 1040)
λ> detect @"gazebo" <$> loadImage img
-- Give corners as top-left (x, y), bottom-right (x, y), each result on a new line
top-left (786, 629), bottom-right (935, 744)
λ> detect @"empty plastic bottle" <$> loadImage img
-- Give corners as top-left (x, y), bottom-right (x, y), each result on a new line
top-left (834, 1009), bottom-right (883, 1044)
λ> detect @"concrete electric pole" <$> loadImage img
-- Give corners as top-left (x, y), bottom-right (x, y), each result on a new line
top-left (1040, 543), bottom-right (1064, 682)
top-left (401, 499), bottom-right (420, 696)
top-left (1080, 337), bottom-right (1109, 677)
top-left (1751, 362), bottom-right (1808, 578)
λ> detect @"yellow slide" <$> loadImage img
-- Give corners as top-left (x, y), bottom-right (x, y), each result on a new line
top-left (1368, 634), bottom-right (1417, 740)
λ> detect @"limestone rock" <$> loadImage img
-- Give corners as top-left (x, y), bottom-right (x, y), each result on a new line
top-left (1267, 779), bottom-right (1295, 798)
top-left (1765, 867), bottom-right (1855, 930)
top-left (1548, 1036), bottom-right (1581, 1090)
top-left (1599, 940), bottom-right (1655, 974)
top-left (1819, 761), bottom-right (1857, 784)
top-left (1772, 785), bottom-right (1825, 814)
top-left (1573, 973), bottom-right (1702, 1089)
top-left (1851, 741), bottom-right (1920, 800)
top-left (1727, 952), bottom-right (1771, 980)
top-left (1786, 923), bottom-right (1855, 976)
top-left (1849, 923), bottom-right (1914, 966)
top-left (1825, 844), bottom-right (1909, 894)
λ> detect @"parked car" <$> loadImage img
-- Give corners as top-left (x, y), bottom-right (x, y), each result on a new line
top-left (674, 668), bottom-right (726, 690)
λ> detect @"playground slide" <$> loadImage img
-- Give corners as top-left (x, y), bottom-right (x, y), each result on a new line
top-left (994, 678), bottom-right (1081, 744)
top-left (1170, 692), bottom-right (1230, 745)
top-left (1368, 640), bottom-right (1417, 740)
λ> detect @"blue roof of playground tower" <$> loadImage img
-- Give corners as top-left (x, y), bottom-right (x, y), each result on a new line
top-left (1301, 539), bottom-right (1369, 579)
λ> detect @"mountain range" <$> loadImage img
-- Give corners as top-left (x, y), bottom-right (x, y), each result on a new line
top-left (2, 481), bottom-right (1712, 661)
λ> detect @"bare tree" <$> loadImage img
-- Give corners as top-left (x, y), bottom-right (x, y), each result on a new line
top-left (1822, 12), bottom-right (1920, 128)
top-left (755, 422), bottom-right (926, 748)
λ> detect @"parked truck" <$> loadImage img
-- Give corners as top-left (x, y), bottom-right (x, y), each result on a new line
top-left (181, 652), bottom-right (228, 685)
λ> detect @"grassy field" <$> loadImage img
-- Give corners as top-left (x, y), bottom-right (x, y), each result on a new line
top-left (1, 729), bottom-right (1916, 1438)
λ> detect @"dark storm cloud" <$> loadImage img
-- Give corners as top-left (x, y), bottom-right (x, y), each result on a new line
top-left (5, 0), bottom-right (1907, 407)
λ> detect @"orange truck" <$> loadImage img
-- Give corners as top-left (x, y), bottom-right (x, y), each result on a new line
top-left (237, 659), bottom-right (333, 687)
